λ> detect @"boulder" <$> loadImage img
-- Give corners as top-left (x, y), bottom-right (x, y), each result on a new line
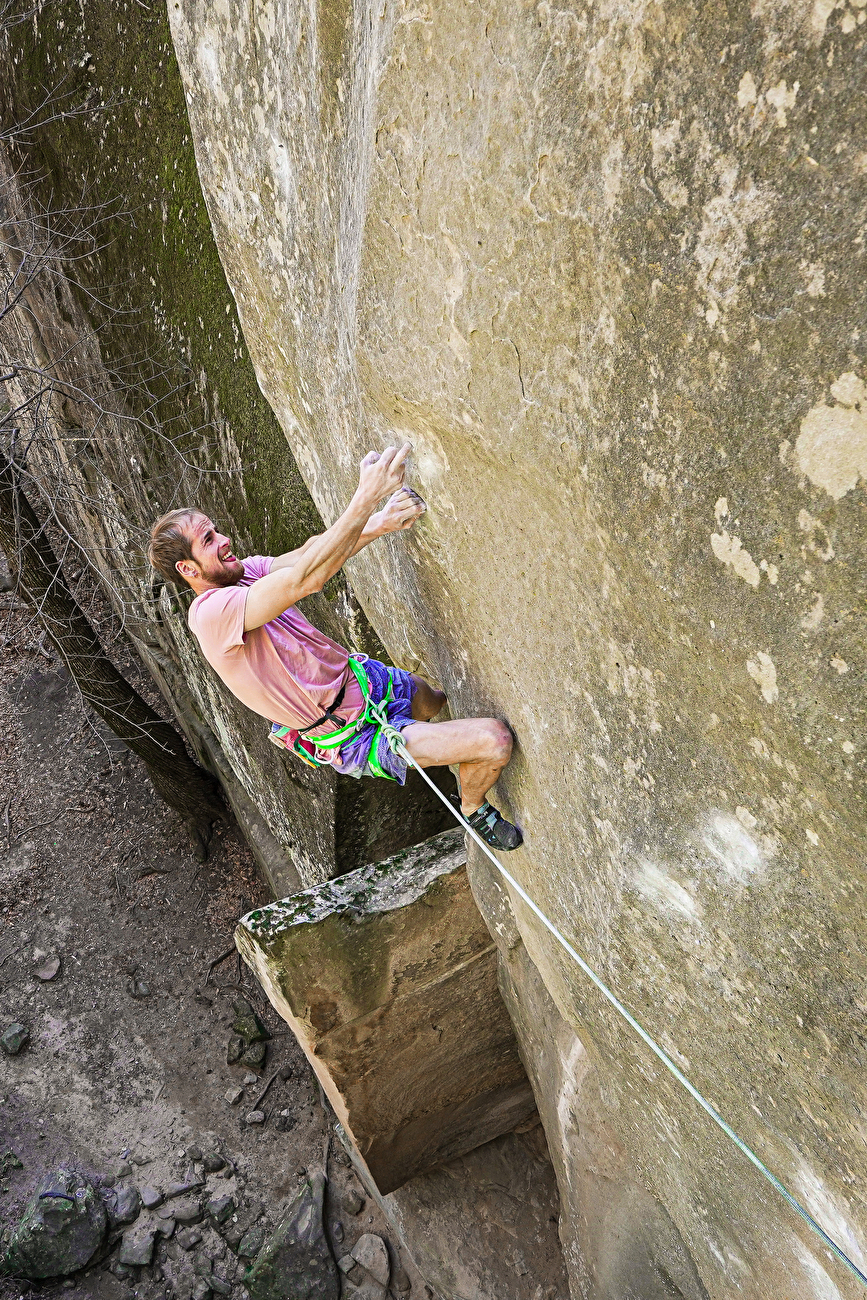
top-left (102, 1184), bottom-right (141, 1228)
top-left (231, 999), bottom-right (269, 1044)
top-left (164, 0), bottom-right (867, 1291)
top-left (206, 1195), bottom-right (235, 1226)
top-left (117, 1224), bottom-right (157, 1268)
top-left (244, 1173), bottom-right (338, 1300)
top-left (164, 1180), bottom-right (203, 1200)
top-left (168, 1197), bottom-right (203, 1225)
top-left (1, 1170), bottom-right (107, 1278)
top-left (236, 831), bottom-right (534, 1194)
top-left (351, 1235), bottom-right (389, 1288)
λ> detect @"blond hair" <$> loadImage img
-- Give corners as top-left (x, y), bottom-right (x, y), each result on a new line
top-left (147, 508), bottom-right (202, 585)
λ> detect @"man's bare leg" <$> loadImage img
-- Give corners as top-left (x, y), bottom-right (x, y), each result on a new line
top-left (402, 676), bottom-right (520, 848)
top-left (400, 714), bottom-right (513, 816)
top-left (410, 675), bottom-right (447, 722)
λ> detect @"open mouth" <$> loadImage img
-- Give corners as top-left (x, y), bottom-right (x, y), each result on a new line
top-left (218, 547), bottom-right (237, 564)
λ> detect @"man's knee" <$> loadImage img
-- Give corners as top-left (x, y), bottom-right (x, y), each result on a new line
top-left (411, 676), bottom-right (447, 721)
top-left (430, 686), bottom-right (447, 713)
top-left (483, 719), bottom-right (513, 766)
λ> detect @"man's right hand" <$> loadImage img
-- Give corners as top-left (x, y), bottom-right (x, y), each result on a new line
top-left (358, 443), bottom-right (411, 504)
top-left (245, 441), bottom-right (413, 630)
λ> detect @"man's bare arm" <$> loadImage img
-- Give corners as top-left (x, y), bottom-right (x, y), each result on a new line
top-left (243, 445), bottom-right (411, 630)
top-left (269, 487), bottom-right (424, 573)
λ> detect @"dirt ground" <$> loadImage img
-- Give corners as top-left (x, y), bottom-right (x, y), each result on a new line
top-left (0, 583), bottom-right (426, 1299)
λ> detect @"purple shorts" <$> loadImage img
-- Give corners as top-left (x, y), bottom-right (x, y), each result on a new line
top-left (333, 658), bottom-right (416, 784)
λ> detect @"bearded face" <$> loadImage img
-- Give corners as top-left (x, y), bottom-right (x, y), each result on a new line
top-left (187, 515), bottom-right (245, 587)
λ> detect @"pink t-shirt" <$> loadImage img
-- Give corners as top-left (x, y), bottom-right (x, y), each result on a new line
top-left (188, 556), bottom-right (364, 739)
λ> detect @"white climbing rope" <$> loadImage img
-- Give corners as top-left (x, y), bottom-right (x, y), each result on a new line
top-left (393, 737), bottom-right (867, 1292)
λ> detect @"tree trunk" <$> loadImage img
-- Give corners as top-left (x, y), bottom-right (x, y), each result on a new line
top-left (0, 456), bottom-right (225, 837)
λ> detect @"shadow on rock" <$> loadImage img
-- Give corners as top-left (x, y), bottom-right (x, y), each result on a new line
top-left (245, 1171), bottom-right (338, 1300)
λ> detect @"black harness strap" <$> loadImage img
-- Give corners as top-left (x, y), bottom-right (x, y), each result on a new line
top-left (296, 680), bottom-right (348, 736)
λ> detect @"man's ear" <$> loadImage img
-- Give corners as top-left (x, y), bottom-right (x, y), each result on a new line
top-left (175, 557), bottom-right (198, 582)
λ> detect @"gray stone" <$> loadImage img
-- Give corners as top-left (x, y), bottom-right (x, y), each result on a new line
top-left (0, 1170), bottom-right (107, 1279)
top-left (195, 1251), bottom-right (216, 1278)
top-left (117, 1225), bottom-right (156, 1268)
top-left (351, 1235), bottom-right (389, 1288)
top-left (163, 1198), bottom-right (202, 1225)
top-left (209, 1275), bottom-right (232, 1297)
top-left (206, 1195), bottom-right (235, 1226)
top-left (0, 1150), bottom-right (23, 1178)
top-left (337, 1255), bottom-right (364, 1286)
top-left (224, 1086), bottom-right (243, 1106)
top-left (244, 1173), bottom-right (338, 1300)
top-left (176, 1228), bottom-right (203, 1252)
top-left (224, 1208), bottom-right (261, 1251)
top-left (239, 1041), bottom-right (267, 1069)
top-left (34, 956), bottom-right (60, 981)
top-left (109, 1162), bottom-right (132, 1183)
top-left (392, 1265), bottom-right (412, 1294)
top-left (331, 1221), bottom-right (343, 1245)
top-left (139, 1186), bottom-right (163, 1210)
top-left (343, 1191), bottom-right (364, 1216)
top-left (0, 1023), bottom-right (29, 1056)
top-left (231, 1000), bottom-right (268, 1045)
top-left (191, 1280), bottom-right (212, 1300)
top-left (156, 1219), bottom-right (175, 1239)
top-left (106, 1185), bottom-right (141, 1227)
top-left (201, 1153), bottom-right (226, 1173)
top-left (186, 1145), bottom-right (203, 1162)
top-left (164, 1181), bottom-right (203, 1201)
top-left (237, 1224), bottom-right (265, 1259)
top-left (226, 1035), bottom-right (244, 1065)
top-left (244, 1111), bottom-right (265, 1126)
top-left (349, 1284), bottom-right (387, 1300)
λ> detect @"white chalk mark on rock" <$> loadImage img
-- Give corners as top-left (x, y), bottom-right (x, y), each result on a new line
top-left (746, 651), bottom-right (779, 703)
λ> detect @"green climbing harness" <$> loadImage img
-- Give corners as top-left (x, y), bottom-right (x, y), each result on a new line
top-left (268, 655), bottom-right (405, 780)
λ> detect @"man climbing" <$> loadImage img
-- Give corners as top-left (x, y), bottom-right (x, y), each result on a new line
top-left (147, 443), bottom-right (522, 850)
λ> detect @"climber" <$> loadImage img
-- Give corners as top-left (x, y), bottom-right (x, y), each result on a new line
top-left (147, 443), bottom-right (522, 850)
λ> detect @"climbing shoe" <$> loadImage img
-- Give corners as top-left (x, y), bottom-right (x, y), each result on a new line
top-left (464, 801), bottom-right (523, 851)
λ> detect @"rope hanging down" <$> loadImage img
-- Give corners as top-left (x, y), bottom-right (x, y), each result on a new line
top-left (388, 733), bottom-right (867, 1292)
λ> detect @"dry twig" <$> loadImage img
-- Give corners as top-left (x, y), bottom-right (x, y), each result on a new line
top-left (204, 945), bottom-right (236, 985)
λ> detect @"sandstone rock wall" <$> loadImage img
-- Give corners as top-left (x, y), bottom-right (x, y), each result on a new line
top-left (0, 0), bottom-right (454, 893)
top-left (168, 1), bottom-right (867, 1296)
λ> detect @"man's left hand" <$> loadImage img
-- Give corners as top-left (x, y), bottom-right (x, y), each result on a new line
top-left (375, 487), bottom-right (426, 534)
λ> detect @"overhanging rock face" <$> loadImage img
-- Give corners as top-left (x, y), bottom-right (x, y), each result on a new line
top-left (235, 829), bottom-right (536, 1194)
top-left (170, 0), bottom-right (867, 1292)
